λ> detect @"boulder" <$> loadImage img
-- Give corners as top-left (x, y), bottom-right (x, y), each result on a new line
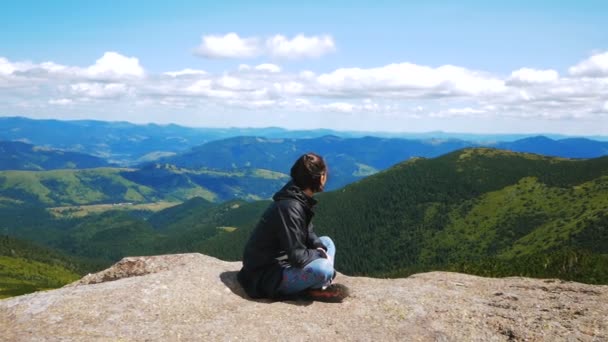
top-left (1, 253), bottom-right (606, 341)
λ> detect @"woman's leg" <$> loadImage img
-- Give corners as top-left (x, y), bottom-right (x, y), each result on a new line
top-left (277, 236), bottom-right (336, 295)
top-left (319, 236), bottom-right (335, 264)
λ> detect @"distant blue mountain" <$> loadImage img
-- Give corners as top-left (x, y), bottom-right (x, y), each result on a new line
top-left (0, 117), bottom-right (351, 165)
top-left (1, 117), bottom-right (607, 170)
top-left (151, 135), bottom-right (608, 189)
top-left (150, 135), bottom-right (471, 189)
top-left (0, 141), bottom-right (111, 170)
top-left (494, 136), bottom-right (608, 159)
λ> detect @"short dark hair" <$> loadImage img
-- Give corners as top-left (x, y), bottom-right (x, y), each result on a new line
top-left (290, 152), bottom-right (327, 192)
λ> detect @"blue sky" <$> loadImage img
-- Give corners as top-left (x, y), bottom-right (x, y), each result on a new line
top-left (1, 0), bottom-right (607, 134)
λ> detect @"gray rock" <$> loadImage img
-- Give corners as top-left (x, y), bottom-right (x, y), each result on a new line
top-left (1, 253), bottom-right (607, 341)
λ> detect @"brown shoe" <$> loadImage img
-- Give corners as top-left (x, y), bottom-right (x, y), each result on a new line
top-left (304, 283), bottom-right (350, 303)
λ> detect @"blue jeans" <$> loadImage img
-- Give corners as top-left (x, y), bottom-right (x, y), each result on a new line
top-left (278, 236), bottom-right (336, 295)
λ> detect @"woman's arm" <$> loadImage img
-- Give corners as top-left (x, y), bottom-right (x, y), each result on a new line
top-left (307, 224), bottom-right (327, 251)
top-left (276, 203), bottom-right (324, 268)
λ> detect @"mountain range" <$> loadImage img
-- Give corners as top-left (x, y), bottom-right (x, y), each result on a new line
top-left (1, 116), bottom-right (607, 299)
top-left (2, 148), bottom-right (606, 299)
top-left (2, 133), bottom-right (608, 206)
top-left (0, 141), bottom-right (111, 171)
top-left (2, 117), bottom-right (607, 166)
top-left (147, 148), bottom-right (608, 283)
top-left (0, 117), bottom-right (353, 165)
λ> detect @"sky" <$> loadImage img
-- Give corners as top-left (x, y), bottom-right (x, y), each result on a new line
top-left (1, 0), bottom-right (607, 135)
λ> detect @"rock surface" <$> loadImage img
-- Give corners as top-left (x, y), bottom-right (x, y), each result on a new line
top-left (1, 253), bottom-right (607, 341)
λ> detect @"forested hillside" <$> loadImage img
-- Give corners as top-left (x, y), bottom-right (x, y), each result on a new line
top-left (162, 148), bottom-right (608, 284)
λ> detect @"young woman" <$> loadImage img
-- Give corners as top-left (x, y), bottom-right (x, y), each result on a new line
top-left (237, 153), bottom-right (348, 302)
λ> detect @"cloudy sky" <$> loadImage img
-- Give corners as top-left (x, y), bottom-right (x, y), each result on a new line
top-left (1, 0), bottom-right (607, 135)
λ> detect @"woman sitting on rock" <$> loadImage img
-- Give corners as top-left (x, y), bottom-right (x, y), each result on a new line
top-left (237, 152), bottom-right (348, 302)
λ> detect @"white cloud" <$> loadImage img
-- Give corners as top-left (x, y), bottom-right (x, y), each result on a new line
top-left (246, 100), bottom-right (276, 108)
top-left (238, 64), bottom-right (251, 71)
top-left (322, 102), bottom-right (355, 113)
top-left (48, 98), bottom-right (73, 105)
top-left (216, 76), bottom-right (243, 90)
top-left (0, 57), bottom-right (36, 75)
top-left (194, 33), bottom-right (335, 60)
top-left (507, 68), bottom-right (559, 85)
top-left (0, 57), bottom-right (15, 75)
top-left (70, 82), bottom-right (131, 99)
top-left (273, 81), bottom-right (304, 95)
top-left (86, 52), bottom-right (144, 78)
top-left (316, 100), bottom-right (388, 114)
top-left (448, 107), bottom-right (486, 114)
top-left (316, 63), bottom-right (505, 98)
top-left (186, 79), bottom-right (212, 93)
top-left (2, 51), bottom-right (608, 134)
top-left (0, 52), bottom-right (144, 81)
top-left (254, 63), bottom-right (281, 73)
top-left (569, 51), bottom-right (608, 77)
top-left (195, 33), bottom-right (260, 59)
top-left (40, 62), bottom-right (68, 73)
top-left (266, 34), bottom-right (335, 59)
top-left (293, 98), bottom-right (312, 107)
top-left (518, 90), bottom-right (533, 101)
top-left (299, 70), bottom-right (316, 79)
top-left (163, 68), bottom-right (207, 77)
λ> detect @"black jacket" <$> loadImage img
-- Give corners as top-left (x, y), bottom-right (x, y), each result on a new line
top-left (237, 181), bottom-right (327, 299)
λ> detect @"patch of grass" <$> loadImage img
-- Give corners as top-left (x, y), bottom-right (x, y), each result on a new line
top-left (217, 226), bottom-right (238, 232)
top-left (248, 168), bottom-right (289, 180)
top-left (353, 163), bottom-right (378, 177)
top-left (48, 201), bottom-right (181, 218)
top-left (0, 256), bottom-right (80, 299)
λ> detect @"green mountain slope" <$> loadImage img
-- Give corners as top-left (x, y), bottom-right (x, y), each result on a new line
top-left (161, 148), bottom-right (608, 283)
top-left (311, 149), bottom-right (608, 282)
top-left (147, 197), bottom-right (217, 230)
top-left (53, 211), bottom-right (160, 262)
top-left (0, 168), bottom-right (157, 206)
top-left (0, 235), bottom-right (82, 298)
top-left (153, 199), bottom-right (268, 255)
top-left (0, 165), bottom-right (289, 207)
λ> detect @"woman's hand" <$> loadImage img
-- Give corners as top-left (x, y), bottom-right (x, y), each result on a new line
top-left (317, 247), bottom-right (333, 264)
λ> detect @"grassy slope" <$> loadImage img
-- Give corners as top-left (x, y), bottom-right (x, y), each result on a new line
top-left (0, 166), bottom-right (289, 206)
top-left (0, 256), bottom-right (80, 299)
top-left (424, 176), bottom-right (608, 262)
top-left (0, 168), bottom-right (156, 206)
top-left (0, 235), bottom-right (82, 299)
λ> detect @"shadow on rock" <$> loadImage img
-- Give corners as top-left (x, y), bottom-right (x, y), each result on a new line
top-left (219, 271), bottom-right (313, 306)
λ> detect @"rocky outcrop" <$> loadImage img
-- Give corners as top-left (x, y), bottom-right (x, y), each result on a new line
top-left (1, 253), bottom-right (606, 341)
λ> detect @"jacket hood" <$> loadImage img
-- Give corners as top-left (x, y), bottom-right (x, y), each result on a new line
top-left (272, 181), bottom-right (317, 208)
